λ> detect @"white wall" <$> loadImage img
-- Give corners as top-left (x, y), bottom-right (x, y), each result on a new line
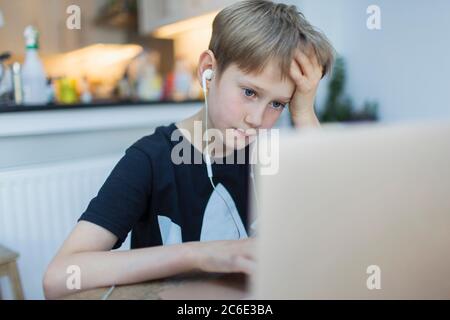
top-left (289, 0), bottom-right (450, 122)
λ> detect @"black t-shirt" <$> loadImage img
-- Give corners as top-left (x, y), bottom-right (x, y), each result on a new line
top-left (79, 123), bottom-right (251, 249)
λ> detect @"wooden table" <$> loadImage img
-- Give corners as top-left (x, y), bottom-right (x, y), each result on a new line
top-left (0, 245), bottom-right (24, 300)
top-left (63, 273), bottom-right (248, 300)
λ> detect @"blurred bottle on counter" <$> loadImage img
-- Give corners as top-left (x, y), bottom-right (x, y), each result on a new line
top-left (117, 69), bottom-right (132, 100)
top-left (162, 72), bottom-right (175, 101)
top-left (22, 25), bottom-right (48, 105)
top-left (46, 77), bottom-right (55, 103)
top-left (172, 57), bottom-right (193, 101)
top-left (134, 51), bottom-right (163, 101)
top-left (189, 75), bottom-right (202, 100)
top-left (0, 52), bottom-right (14, 105)
top-left (164, 57), bottom-right (202, 101)
top-left (80, 76), bottom-right (92, 104)
top-left (12, 62), bottom-right (23, 104)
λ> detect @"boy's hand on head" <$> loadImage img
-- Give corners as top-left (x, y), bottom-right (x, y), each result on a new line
top-left (289, 48), bottom-right (324, 128)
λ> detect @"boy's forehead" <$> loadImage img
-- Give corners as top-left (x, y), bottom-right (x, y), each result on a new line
top-left (230, 60), bottom-right (282, 78)
top-left (228, 62), bottom-right (295, 97)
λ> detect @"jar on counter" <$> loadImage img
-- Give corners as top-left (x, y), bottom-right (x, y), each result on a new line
top-left (130, 50), bottom-right (163, 101)
top-left (56, 77), bottom-right (78, 104)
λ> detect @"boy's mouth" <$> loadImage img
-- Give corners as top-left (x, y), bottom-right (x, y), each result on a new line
top-left (232, 127), bottom-right (257, 138)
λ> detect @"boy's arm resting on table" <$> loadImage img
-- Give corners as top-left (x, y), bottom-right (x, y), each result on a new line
top-left (43, 221), bottom-right (255, 300)
top-left (42, 221), bottom-right (191, 299)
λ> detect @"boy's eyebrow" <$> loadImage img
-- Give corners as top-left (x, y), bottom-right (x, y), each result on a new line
top-left (239, 80), bottom-right (292, 102)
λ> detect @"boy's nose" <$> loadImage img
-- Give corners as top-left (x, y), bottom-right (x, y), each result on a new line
top-left (244, 104), bottom-right (266, 128)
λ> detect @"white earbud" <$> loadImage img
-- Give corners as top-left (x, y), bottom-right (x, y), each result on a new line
top-left (202, 69), bottom-right (214, 94)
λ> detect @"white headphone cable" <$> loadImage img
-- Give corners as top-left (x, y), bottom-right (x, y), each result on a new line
top-left (101, 284), bottom-right (115, 300)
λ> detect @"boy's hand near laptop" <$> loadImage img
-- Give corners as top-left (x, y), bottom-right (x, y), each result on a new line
top-left (190, 238), bottom-right (256, 275)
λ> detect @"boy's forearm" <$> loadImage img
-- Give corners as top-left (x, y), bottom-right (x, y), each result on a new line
top-left (44, 242), bottom-right (198, 299)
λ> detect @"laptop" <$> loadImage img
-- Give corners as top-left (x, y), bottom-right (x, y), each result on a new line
top-left (159, 120), bottom-right (450, 299)
top-left (252, 120), bottom-right (450, 299)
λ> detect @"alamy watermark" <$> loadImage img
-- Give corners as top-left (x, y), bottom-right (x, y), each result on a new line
top-left (170, 121), bottom-right (280, 176)
top-left (66, 5), bottom-right (81, 30)
top-left (367, 5), bottom-right (382, 30)
top-left (366, 265), bottom-right (382, 290)
top-left (66, 265), bottom-right (81, 290)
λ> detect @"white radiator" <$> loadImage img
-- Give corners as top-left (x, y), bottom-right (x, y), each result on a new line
top-left (0, 154), bottom-right (129, 299)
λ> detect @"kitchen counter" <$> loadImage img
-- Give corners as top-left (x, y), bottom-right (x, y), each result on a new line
top-left (0, 100), bottom-right (201, 138)
top-left (0, 99), bottom-right (202, 114)
top-left (0, 101), bottom-right (201, 169)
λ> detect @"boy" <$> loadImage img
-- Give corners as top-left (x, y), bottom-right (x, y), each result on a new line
top-left (43, 0), bottom-right (334, 299)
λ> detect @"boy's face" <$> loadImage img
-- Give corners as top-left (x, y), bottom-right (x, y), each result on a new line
top-left (206, 59), bottom-right (295, 151)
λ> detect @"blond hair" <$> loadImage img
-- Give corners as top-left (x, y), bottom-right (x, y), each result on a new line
top-left (209, 0), bottom-right (335, 81)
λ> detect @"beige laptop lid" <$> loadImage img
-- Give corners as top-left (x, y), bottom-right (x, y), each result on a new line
top-left (252, 121), bottom-right (450, 299)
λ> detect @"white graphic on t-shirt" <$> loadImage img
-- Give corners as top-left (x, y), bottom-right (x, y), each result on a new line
top-left (157, 215), bottom-right (182, 245)
top-left (157, 183), bottom-right (247, 245)
top-left (200, 183), bottom-right (248, 241)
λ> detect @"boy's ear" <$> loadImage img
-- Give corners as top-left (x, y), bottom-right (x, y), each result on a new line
top-left (197, 50), bottom-right (217, 86)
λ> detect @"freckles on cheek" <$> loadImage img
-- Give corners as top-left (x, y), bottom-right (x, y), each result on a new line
top-left (218, 96), bottom-right (243, 125)
top-left (229, 96), bottom-right (244, 116)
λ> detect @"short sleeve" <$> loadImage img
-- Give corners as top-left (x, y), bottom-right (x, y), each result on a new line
top-left (78, 146), bottom-right (152, 249)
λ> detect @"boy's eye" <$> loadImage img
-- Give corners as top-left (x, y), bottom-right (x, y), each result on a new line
top-left (243, 88), bottom-right (256, 97)
top-left (271, 101), bottom-right (286, 110)
top-left (242, 87), bottom-right (286, 110)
